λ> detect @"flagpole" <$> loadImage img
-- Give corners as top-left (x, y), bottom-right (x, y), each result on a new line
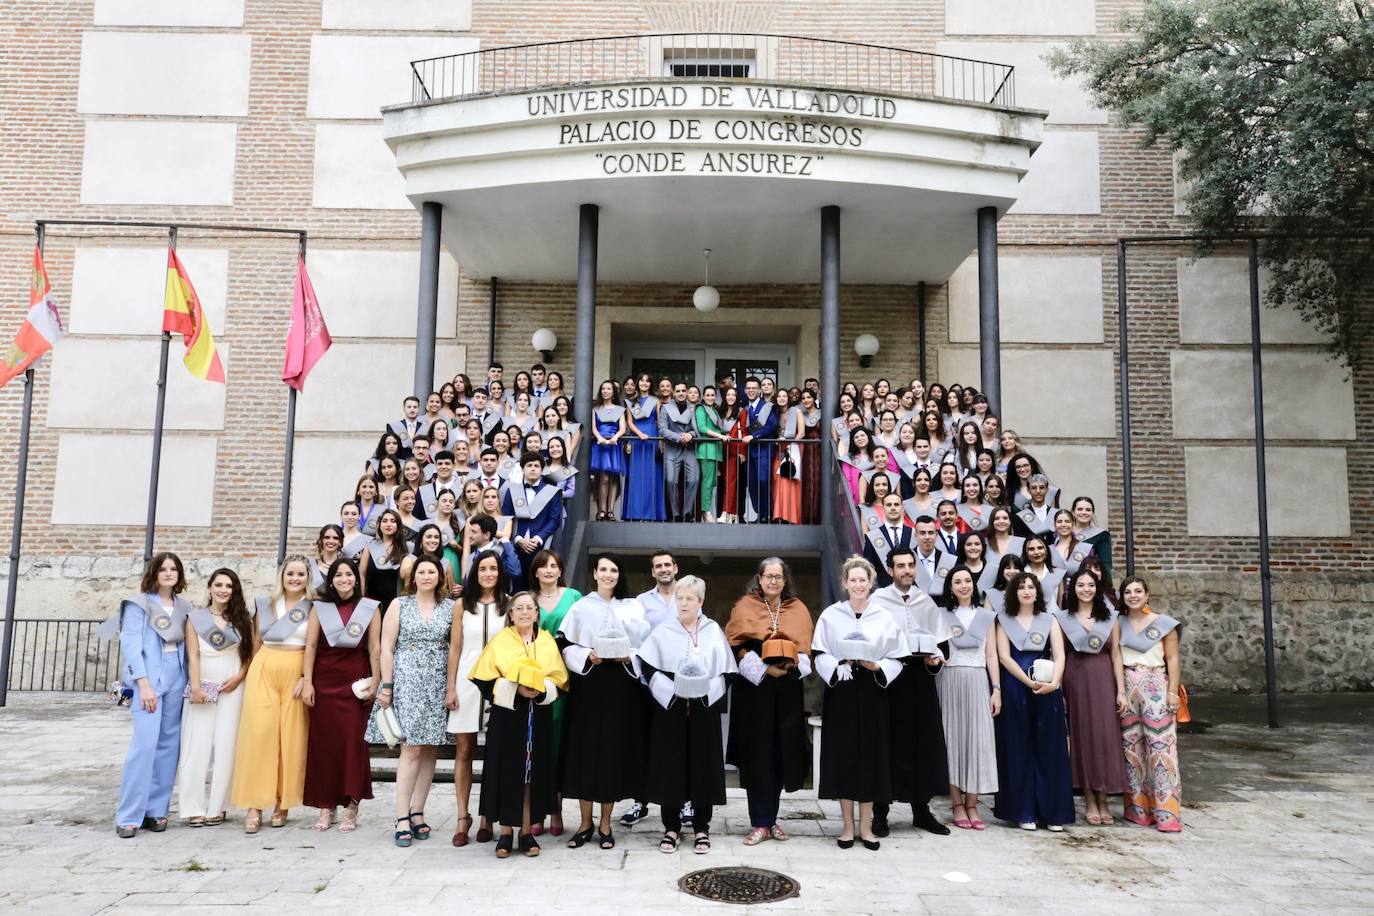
top-left (277, 232), bottom-right (307, 566)
top-left (145, 227), bottom-right (175, 565)
top-left (0, 226), bottom-right (45, 707)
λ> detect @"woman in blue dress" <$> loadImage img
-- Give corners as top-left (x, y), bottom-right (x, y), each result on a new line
top-left (622, 373), bottom-right (666, 521)
top-left (993, 571), bottom-right (1075, 830)
top-left (590, 380), bottom-right (627, 521)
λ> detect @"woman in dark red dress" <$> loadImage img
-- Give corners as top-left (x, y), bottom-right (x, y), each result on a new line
top-left (301, 558), bottom-right (382, 832)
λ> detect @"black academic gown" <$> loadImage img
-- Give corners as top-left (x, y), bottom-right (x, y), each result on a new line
top-left (818, 666), bottom-right (893, 803)
top-left (725, 637), bottom-right (810, 793)
top-left (887, 644), bottom-right (950, 804)
top-left (640, 661), bottom-right (728, 810)
top-left (473, 677), bottom-right (559, 825)
top-left (556, 641), bottom-right (646, 803)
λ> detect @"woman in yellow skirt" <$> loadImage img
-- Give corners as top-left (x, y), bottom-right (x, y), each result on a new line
top-left (231, 556), bottom-right (315, 833)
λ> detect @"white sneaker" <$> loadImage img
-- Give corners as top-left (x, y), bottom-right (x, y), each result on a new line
top-left (1047, 824), bottom-right (1064, 833)
top-left (704, 512), bottom-right (716, 524)
top-left (1019, 822), bottom-right (1037, 831)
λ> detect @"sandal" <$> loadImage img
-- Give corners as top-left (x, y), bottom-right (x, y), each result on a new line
top-left (519, 832), bottom-right (540, 857)
top-left (313, 809), bottom-right (335, 832)
top-left (769, 824), bottom-right (789, 842)
top-left (567, 826), bottom-right (595, 849)
top-left (1085, 813), bottom-right (1103, 826)
top-left (743, 827), bottom-right (769, 846)
top-left (394, 816), bottom-right (414, 847)
top-left (693, 833), bottom-right (711, 854)
top-left (1100, 813), bottom-right (1116, 825)
top-left (495, 833), bottom-right (514, 859)
top-left (598, 829), bottom-right (615, 850)
top-left (270, 809), bottom-right (287, 828)
top-left (409, 811), bottom-right (431, 841)
top-left (451, 815), bottom-right (473, 847)
top-left (658, 830), bottom-right (680, 853)
top-left (244, 812), bottom-right (262, 835)
top-left (339, 804), bottom-right (359, 834)
top-left (206, 813), bottom-right (225, 827)
top-left (188, 816), bottom-right (206, 828)
top-left (116, 824), bottom-right (138, 839)
top-left (141, 816), bottom-right (168, 832)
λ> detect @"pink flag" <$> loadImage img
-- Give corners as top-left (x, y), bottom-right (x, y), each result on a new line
top-left (282, 257), bottom-right (331, 391)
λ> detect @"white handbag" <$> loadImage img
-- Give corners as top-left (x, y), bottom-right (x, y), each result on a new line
top-left (1029, 658), bottom-right (1055, 683)
top-left (374, 705), bottom-right (404, 748)
top-left (350, 677), bottom-right (374, 700)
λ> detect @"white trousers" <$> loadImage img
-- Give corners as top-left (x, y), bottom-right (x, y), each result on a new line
top-left (176, 650), bottom-right (244, 818)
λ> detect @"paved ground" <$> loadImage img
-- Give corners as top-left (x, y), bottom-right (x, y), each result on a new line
top-left (0, 692), bottom-right (1369, 915)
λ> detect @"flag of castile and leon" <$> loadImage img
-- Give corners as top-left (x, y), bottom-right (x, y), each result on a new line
top-left (0, 245), bottom-right (64, 389)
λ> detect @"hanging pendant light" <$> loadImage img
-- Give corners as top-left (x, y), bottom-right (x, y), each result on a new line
top-left (693, 248), bottom-right (720, 313)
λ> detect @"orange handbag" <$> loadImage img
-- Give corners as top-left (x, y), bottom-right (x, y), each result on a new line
top-left (1174, 684), bottom-right (1191, 724)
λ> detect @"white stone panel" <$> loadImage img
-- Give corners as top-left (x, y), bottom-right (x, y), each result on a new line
top-left (1010, 130), bottom-right (1100, 214)
top-left (1170, 351), bottom-right (1355, 441)
top-left (70, 247), bottom-right (229, 336)
top-left (1184, 446), bottom-right (1349, 537)
top-left (47, 339), bottom-right (229, 431)
top-left (306, 248), bottom-right (458, 338)
top-left (51, 434), bottom-right (218, 527)
top-left (78, 33), bottom-right (251, 117)
top-left (321, 0), bottom-right (473, 31)
top-left (312, 123), bottom-right (410, 210)
top-left (935, 347), bottom-right (1115, 438)
top-left (1176, 258), bottom-right (1331, 345)
top-left (290, 436), bottom-right (378, 527)
top-left (948, 255), bottom-right (1103, 343)
top-left (94, 0), bottom-right (244, 27)
top-left (295, 341), bottom-right (466, 431)
top-left (934, 40), bottom-right (1105, 124)
top-left (307, 35), bottom-right (474, 119)
top-left (1022, 443), bottom-right (1109, 525)
top-left (945, 0), bottom-right (1096, 36)
top-left (81, 121), bottom-right (237, 206)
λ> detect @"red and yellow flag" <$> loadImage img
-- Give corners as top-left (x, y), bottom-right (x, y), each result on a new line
top-left (0, 245), bottom-right (64, 389)
top-left (163, 247), bottom-right (224, 383)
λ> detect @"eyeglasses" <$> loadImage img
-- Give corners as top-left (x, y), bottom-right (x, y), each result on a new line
top-left (760, 573), bottom-right (786, 582)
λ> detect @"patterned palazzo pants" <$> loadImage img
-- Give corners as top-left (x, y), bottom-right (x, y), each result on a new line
top-left (1121, 667), bottom-right (1182, 832)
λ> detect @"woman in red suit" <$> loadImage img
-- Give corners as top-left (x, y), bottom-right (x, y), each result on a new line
top-left (720, 386), bottom-right (747, 523)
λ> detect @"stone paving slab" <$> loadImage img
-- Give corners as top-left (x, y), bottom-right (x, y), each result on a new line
top-left (0, 694), bottom-right (1371, 915)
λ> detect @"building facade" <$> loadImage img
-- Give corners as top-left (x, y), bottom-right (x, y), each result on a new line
top-left (0, 0), bottom-right (1369, 693)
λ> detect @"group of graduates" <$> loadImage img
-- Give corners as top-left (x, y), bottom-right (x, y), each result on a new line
top-left (108, 368), bottom-right (1185, 849)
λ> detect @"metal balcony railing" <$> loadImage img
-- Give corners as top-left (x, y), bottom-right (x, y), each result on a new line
top-left (409, 32), bottom-right (1016, 108)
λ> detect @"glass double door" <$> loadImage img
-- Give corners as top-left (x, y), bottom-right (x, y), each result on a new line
top-left (616, 343), bottom-right (795, 391)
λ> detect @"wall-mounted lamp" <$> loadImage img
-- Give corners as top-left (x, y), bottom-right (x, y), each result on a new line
top-left (854, 333), bottom-right (880, 369)
top-left (532, 327), bottom-right (558, 363)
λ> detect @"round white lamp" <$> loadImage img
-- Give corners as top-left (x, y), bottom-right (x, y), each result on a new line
top-left (854, 333), bottom-right (880, 369)
top-left (532, 327), bottom-right (558, 363)
top-left (693, 248), bottom-right (719, 313)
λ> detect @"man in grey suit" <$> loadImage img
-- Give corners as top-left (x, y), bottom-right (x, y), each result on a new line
top-left (658, 381), bottom-right (700, 521)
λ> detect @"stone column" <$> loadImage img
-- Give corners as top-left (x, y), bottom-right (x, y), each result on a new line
top-left (977, 206), bottom-right (1002, 415)
top-left (414, 201), bottom-right (442, 398)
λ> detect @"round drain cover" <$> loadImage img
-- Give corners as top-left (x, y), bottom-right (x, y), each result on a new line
top-left (678, 866), bottom-right (800, 904)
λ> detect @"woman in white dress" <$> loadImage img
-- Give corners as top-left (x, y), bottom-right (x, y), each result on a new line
top-left (446, 551), bottom-right (512, 847)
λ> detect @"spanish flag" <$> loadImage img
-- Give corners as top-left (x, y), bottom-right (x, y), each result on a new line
top-left (163, 247), bottom-right (225, 383)
top-left (0, 245), bottom-right (64, 390)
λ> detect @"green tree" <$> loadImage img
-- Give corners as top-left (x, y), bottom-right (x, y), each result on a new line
top-left (1048, 0), bottom-right (1374, 365)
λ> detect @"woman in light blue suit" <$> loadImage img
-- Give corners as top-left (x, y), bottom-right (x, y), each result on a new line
top-left (111, 552), bottom-right (193, 838)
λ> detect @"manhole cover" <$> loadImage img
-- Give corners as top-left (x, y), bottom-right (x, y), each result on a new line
top-left (679, 866), bottom-right (800, 904)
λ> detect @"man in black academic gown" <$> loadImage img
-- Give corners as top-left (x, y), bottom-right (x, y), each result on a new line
top-left (868, 546), bottom-right (951, 837)
top-left (501, 454), bottom-right (563, 586)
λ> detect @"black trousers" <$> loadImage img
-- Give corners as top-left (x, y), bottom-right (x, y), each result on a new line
top-left (875, 796), bottom-right (934, 820)
top-left (663, 803), bottom-right (712, 833)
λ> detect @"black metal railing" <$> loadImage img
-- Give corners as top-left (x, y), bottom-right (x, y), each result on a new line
top-left (410, 32), bottom-right (1016, 108)
top-left (5, 619), bottom-right (121, 692)
top-left (590, 435), bottom-right (824, 525)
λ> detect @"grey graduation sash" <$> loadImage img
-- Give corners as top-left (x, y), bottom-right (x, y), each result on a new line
top-left (1053, 539), bottom-right (1093, 573)
top-left (998, 611), bottom-right (1053, 653)
top-left (480, 410), bottom-right (503, 436)
top-left (1055, 609), bottom-right (1116, 654)
top-left (543, 465), bottom-right (577, 486)
top-left (890, 447), bottom-right (917, 480)
top-left (865, 527), bottom-right (901, 570)
top-left (254, 596), bottom-right (312, 644)
top-left (975, 562), bottom-right (999, 597)
top-left (1038, 568), bottom-right (1066, 607)
top-left (838, 452), bottom-right (874, 473)
top-left (697, 405), bottom-right (722, 433)
top-left (662, 400), bottom-right (694, 430)
top-left (316, 598), bottom-right (381, 649)
top-left (388, 419), bottom-right (417, 448)
top-left (1119, 613), bottom-right (1181, 653)
top-left (903, 496), bottom-right (935, 521)
top-left (594, 404), bottom-right (625, 425)
top-left (859, 505), bottom-right (882, 532)
top-left (748, 400), bottom-right (773, 432)
top-left (508, 481), bottom-right (559, 520)
top-left (987, 535), bottom-right (1024, 562)
top-left (987, 589), bottom-right (1006, 615)
top-left (190, 608), bottom-right (241, 652)
top-left (830, 417), bottom-right (847, 439)
top-left (719, 413), bottom-right (739, 435)
top-left (341, 535), bottom-right (371, 561)
top-left (930, 443), bottom-right (951, 464)
top-left (367, 539), bottom-right (401, 570)
top-left (946, 606), bottom-right (995, 649)
top-left (1076, 525), bottom-right (1106, 542)
top-left (97, 594), bottom-right (191, 643)
top-left (1017, 506), bottom-right (1055, 536)
top-left (958, 504), bottom-right (990, 531)
top-left (631, 397), bottom-right (655, 420)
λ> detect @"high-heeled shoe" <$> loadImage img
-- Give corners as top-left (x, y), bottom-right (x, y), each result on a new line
top-left (495, 833), bottom-right (514, 859)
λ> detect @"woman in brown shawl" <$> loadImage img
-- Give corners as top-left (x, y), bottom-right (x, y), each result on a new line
top-left (725, 556), bottom-right (814, 846)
